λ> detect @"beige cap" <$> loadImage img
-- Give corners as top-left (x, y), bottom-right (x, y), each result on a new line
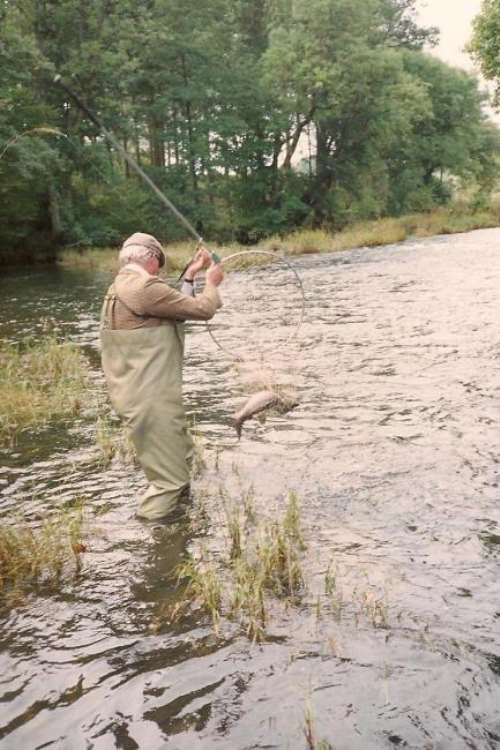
top-left (122, 232), bottom-right (166, 267)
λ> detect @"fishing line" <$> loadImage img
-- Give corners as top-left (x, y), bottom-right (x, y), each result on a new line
top-left (205, 249), bottom-right (306, 362)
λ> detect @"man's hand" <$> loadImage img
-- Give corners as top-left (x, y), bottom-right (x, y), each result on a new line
top-left (184, 247), bottom-right (212, 279)
top-left (206, 262), bottom-right (224, 287)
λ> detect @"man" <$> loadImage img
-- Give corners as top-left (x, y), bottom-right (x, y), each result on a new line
top-left (100, 232), bottom-right (224, 521)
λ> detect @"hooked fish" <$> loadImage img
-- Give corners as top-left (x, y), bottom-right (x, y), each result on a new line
top-left (232, 389), bottom-right (298, 438)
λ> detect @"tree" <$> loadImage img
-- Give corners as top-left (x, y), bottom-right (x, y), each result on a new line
top-left (470, 0), bottom-right (500, 106)
top-left (389, 52), bottom-right (500, 213)
top-left (0, 0), bottom-right (497, 262)
top-left (0, 5), bottom-right (63, 261)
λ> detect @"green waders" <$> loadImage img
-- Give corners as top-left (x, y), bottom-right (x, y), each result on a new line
top-left (100, 320), bottom-right (192, 520)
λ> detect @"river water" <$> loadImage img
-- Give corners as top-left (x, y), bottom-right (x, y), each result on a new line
top-left (0, 228), bottom-right (499, 749)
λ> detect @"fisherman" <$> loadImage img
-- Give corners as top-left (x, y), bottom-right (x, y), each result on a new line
top-left (100, 232), bottom-right (224, 521)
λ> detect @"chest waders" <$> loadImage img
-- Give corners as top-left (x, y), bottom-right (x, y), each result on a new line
top-left (100, 295), bottom-right (193, 520)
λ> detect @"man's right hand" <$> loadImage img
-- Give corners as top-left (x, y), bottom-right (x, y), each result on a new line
top-left (206, 262), bottom-right (224, 287)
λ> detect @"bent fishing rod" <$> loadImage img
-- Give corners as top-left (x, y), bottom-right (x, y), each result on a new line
top-left (53, 75), bottom-right (219, 276)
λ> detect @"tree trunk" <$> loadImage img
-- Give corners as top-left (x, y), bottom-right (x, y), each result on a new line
top-left (180, 53), bottom-right (199, 198)
top-left (48, 183), bottom-right (62, 241)
top-left (311, 123), bottom-right (334, 225)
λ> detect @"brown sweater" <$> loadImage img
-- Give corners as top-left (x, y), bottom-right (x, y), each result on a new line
top-left (101, 263), bottom-right (222, 330)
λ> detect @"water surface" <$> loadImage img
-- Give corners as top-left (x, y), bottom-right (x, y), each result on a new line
top-left (1, 228), bottom-right (499, 749)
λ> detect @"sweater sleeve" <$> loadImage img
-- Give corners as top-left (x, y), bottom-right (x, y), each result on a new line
top-left (141, 276), bottom-right (222, 321)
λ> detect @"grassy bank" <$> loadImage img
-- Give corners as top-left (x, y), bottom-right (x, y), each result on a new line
top-left (58, 200), bottom-right (500, 273)
top-left (0, 337), bottom-right (89, 446)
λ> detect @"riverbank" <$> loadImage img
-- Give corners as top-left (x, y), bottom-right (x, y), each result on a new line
top-left (58, 200), bottom-right (500, 272)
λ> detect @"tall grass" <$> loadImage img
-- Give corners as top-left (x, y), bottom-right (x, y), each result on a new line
top-left (0, 506), bottom-right (86, 597)
top-left (59, 241), bottom-right (202, 274)
top-left (176, 555), bottom-right (223, 633)
top-left (60, 199), bottom-right (500, 274)
top-left (173, 490), bottom-right (307, 642)
top-left (0, 337), bottom-right (88, 446)
top-left (304, 702), bottom-right (333, 750)
top-left (95, 414), bottom-right (136, 466)
top-left (263, 199), bottom-right (500, 256)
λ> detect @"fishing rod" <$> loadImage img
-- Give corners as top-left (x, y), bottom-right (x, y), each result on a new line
top-left (53, 75), bottom-right (220, 276)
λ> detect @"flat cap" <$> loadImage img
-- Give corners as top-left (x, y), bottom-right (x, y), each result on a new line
top-left (121, 232), bottom-right (166, 267)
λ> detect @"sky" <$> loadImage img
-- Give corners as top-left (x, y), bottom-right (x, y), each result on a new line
top-left (416, 0), bottom-right (482, 73)
top-left (416, 0), bottom-right (498, 121)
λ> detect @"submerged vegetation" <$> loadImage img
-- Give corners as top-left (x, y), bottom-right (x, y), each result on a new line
top-left (0, 337), bottom-right (88, 446)
top-left (0, 505), bottom-right (86, 600)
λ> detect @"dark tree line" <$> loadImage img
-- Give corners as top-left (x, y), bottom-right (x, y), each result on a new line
top-left (0, 0), bottom-right (498, 263)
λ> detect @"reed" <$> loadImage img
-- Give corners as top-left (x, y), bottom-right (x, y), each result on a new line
top-left (254, 518), bottom-right (304, 598)
top-left (358, 589), bottom-right (389, 629)
top-left (224, 501), bottom-right (244, 560)
top-left (324, 560), bottom-right (343, 621)
top-left (0, 337), bottom-right (88, 446)
top-left (190, 429), bottom-right (207, 479)
top-left (230, 556), bottom-right (267, 643)
top-left (172, 489), bottom-right (307, 641)
top-left (95, 414), bottom-right (136, 466)
top-left (176, 555), bottom-right (223, 633)
top-left (0, 506), bottom-right (86, 597)
top-left (304, 702), bottom-right (333, 750)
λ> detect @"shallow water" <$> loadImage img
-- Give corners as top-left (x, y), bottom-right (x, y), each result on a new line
top-left (1, 229), bottom-right (499, 749)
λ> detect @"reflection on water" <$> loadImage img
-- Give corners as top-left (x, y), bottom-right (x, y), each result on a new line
top-left (1, 228), bottom-right (499, 749)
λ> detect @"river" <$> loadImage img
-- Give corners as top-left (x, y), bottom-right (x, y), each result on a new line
top-left (0, 228), bottom-right (499, 749)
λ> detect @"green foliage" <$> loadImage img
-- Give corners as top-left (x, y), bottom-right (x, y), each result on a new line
top-left (470, 0), bottom-right (500, 106)
top-left (0, 0), bottom-right (498, 263)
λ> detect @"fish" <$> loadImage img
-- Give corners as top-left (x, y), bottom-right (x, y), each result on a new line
top-left (232, 389), bottom-right (298, 438)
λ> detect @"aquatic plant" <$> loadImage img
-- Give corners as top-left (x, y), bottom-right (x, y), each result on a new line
top-left (283, 490), bottom-right (305, 550)
top-left (0, 337), bottom-right (88, 446)
top-left (0, 506), bottom-right (86, 598)
top-left (324, 560), bottom-right (343, 621)
top-left (230, 556), bottom-right (267, 643)
top-left (358, 589), bottom-right (390, 629)
top-left (176, 555), bottom-right (223, 633)
top-left (170, 489), bottom-right (307, 641)
top-left (324, 561), bottom-right (337, 596)
top-left (303, 702), bottom-right (333, 750)
top-left (255, 518), bottom-right (304, 598)
top-left (190, 428), bottom-right (207, 479)
top-left (95, 414), bottom-right (136, 466)
top-left (224, 499), bottom-right (244, 560)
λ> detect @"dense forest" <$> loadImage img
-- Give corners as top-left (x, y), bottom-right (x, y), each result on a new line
top-left (1, 0), bottom-right (499, 263)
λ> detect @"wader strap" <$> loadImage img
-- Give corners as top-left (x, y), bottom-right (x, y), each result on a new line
top-left (100, 294), bottom-right (117, 330)
top-left (101, 290), bottom-right (148, 330)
